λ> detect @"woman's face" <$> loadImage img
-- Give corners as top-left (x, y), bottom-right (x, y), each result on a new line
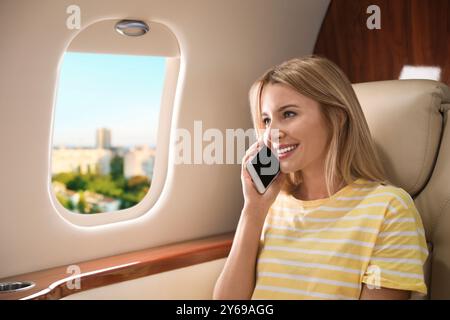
top-left (260, 83), bottom-right (331, 174)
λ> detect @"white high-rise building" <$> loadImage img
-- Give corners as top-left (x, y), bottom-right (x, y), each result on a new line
top-left (96, 128), bottom-right (111, 149)
top-left (124, 146), bottom-right (156, 179)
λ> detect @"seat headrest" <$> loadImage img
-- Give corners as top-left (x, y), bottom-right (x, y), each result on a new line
top-left (353, 80), bottom-right (450, 196)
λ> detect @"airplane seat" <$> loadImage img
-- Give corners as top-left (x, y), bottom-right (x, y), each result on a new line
top-left (353, 79), bottom-right (450, 299)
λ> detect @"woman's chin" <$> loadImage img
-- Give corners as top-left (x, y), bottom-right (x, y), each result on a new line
top-left (279, 156), bottom-right (302, 173)
top-left (280, 165), bottom-right (298, 174)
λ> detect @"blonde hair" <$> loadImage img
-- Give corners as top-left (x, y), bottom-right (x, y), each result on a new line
top-left (249, 55), bottom-right (390, 197)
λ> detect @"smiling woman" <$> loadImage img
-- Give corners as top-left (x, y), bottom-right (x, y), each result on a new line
top-left (249, 55), bottom-right (388, 198)
top-left (259, 84), bottom-right (330, 175)
top-left (213, 55), bottom-right (429, 300)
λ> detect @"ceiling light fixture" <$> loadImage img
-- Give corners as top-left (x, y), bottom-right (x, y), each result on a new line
top-left (115, 20), bottom-right (149, 37)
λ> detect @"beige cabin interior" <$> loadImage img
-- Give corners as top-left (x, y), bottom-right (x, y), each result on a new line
top-left (1, 0), bottom-right (449, 300)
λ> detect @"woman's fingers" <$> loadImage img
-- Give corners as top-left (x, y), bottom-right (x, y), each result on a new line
top-left (242, 139), bottom-right (263, 170)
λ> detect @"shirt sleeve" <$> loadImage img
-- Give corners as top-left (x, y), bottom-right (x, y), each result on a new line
top-left (362, 189), bottom-right (429, 296)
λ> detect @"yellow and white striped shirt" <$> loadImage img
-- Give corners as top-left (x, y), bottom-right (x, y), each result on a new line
top-left (251, 178), bottom-right (428, 300)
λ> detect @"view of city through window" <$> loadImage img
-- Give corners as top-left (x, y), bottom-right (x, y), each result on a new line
top-left (52, 52), bottom-right (165, 214)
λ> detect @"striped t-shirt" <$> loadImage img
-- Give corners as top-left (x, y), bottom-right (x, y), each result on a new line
top-left (251, 178), bottom-right (428, 300)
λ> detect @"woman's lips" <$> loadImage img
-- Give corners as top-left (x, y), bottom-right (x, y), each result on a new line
top-left (276, 144), bottom-right (299, 160)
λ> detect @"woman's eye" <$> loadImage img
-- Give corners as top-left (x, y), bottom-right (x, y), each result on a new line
top-left (284, 111), bottom-right (296, 118)
top-left (262, 111), bottom-right (295, 126)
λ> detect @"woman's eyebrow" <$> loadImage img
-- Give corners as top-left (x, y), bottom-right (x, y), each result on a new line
top-left (261, 104), bottom-right (299, 117)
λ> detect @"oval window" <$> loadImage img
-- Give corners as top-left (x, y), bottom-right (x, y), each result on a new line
top-left (51, 19), bottom-right (179, 216)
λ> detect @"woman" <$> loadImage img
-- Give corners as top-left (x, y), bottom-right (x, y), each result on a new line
top-left (213, 55), bottom-right (428, 300)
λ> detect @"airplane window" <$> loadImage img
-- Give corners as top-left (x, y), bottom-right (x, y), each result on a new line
top-left (51, 52), bottom-right (165, 214)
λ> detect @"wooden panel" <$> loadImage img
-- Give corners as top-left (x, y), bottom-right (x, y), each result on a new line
top-left (0, 232), bottom-right (233, 300)
top-left (409, 0), bottom-right (450, 74)
top-left (314, 0), bottom-right (450, 86)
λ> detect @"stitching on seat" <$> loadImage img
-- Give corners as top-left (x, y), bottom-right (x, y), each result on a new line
top-left (429, 97), bottom-right (450, 238)
top-left (430, 197), bottom-right (450, 240)
top-left (423, 85), bottom-right (450, 299)
top-left (411, 92), bottom-right (438, 193)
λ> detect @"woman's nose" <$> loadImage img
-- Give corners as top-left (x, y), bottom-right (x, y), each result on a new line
top-left (264, 126), bottom-right (285, 148)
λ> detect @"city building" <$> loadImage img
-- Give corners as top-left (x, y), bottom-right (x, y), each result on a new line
top-left (52, 147), bottom-right (113, 175)
top-left (124, 145), bottom-right (156, 179)
top-left (96, 128), bottom-right (111, 149)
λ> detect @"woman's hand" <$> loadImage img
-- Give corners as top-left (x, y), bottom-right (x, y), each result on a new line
top-left (241, 138), bottom-right (286, 216)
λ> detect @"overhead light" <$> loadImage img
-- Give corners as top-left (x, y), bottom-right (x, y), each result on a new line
top-left (115, 20), bottom-right (149, 37)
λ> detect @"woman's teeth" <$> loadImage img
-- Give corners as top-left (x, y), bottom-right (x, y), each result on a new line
top-left (277, 144), bottom-right (299, 155)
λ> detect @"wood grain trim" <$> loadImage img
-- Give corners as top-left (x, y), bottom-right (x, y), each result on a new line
top-left (314, 0), bottom-right (450, 86)
top-left (0, 232), bottom-right (234, 300)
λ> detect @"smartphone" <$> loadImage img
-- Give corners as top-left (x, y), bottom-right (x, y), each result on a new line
top-left (246, 144), bottom-right (280, 194)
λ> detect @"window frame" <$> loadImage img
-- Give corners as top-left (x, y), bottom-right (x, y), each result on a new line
top-left (49, 19), bottom-right (181, 226)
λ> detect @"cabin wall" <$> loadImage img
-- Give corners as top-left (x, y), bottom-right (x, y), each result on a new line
top-left (314, 0), bottom-right (450, 86)
top-left (0, 0), bottom-right (330, 278)
top-left (61, 258), bottom-right (226, 300)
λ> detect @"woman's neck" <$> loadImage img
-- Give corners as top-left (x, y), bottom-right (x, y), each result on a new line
top-left (294, 174), bottom-right (345, 201)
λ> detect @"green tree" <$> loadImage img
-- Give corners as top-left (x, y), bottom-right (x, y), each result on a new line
top-left (67, 199), bottom-right (75, 211)
top-left (126, 175), bottom-right (149, 192)
top-left (119, 199), bottom-right (129, 210)
top-left (114, 175), bottom-right (127, 190)
top-left (90, 204), bottom-right (101, 214)
top-left (119, 192), bottom-right (142, 209)
top-left (56, 193), bottom-right (69, 208)
top-left (67, 175), bottom-right (89, 191)
top-left (110, 156), bottom-right (124, 180)
top-left (88, 175), bottom-right (122, 198)
top-left (77, 192), bottom-right (87, 213)
top-left (52, 172), bottom-right (76, 185)
top-left (138, 186), bottom-right (150, 199)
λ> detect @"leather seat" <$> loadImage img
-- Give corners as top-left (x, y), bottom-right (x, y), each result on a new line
top-left (353, 79), bottom-right (450, 299)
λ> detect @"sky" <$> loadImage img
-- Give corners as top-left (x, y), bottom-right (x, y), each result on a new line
top-left (52, 52), bottom-right (166, 148)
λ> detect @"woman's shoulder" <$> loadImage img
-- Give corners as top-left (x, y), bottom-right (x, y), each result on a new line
top-left (355, 179), bottom-right (418, 217)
